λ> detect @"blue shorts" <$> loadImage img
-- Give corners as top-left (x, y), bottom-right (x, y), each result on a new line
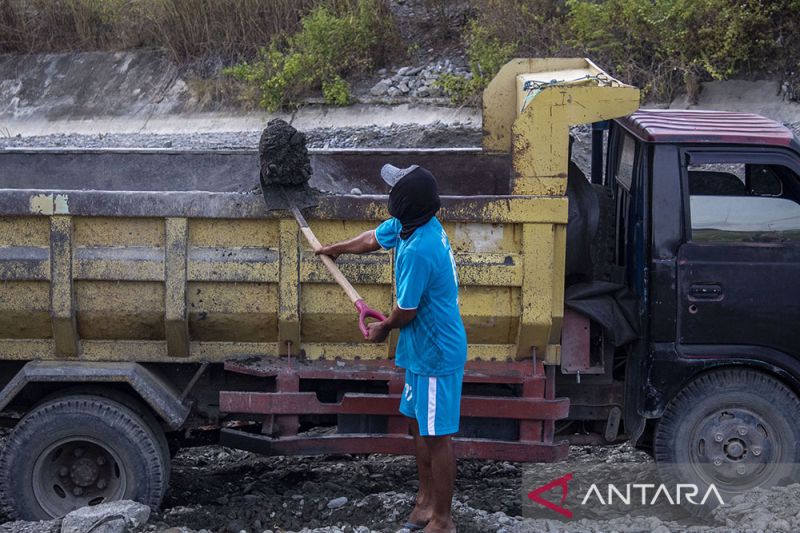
top-left (399, 369), bottom-right (463, 436)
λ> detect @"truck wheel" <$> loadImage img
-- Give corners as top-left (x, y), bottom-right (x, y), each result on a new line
top-left (0, 395), bottom-right (168, 520)
top-left (655, 369), bottom-right (800, 511)
top-left (42, 386), bottom-right (172, 496)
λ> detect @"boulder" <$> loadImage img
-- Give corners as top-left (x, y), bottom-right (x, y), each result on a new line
top-left (369, 79), bottom-right (392, 96)
top-left (61, 500), bottom-right (150, 533)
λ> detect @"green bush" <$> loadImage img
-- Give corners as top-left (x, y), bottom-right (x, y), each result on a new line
top-left (224, 0), bottom-right (394, 110)
top-left (437, 0), bottom-right (568, 104)
top-left (322, 76), bottom-right (352, 106)
top-left (567, 0), bottom-right (799, 101)
top-left (438, 0), bottom-right (800, 104)
top-left (436, 20), bottom-right (516, 104)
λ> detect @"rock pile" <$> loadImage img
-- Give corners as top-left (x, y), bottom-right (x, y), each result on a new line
top-left (369, 59), bottom-right (470, 98)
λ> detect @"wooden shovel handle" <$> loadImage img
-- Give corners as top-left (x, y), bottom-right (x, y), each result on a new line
top-left (297, 220), bottom-right (387, 339)
top-left (299, 227), bottom-right (361, 303)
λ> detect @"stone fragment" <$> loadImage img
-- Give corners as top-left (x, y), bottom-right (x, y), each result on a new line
top-left (61, 500), bottom-right (150, 533)
top-left (327, 496), bottom-right (348, 509)
top-left (369, 79), bottom-right (392, 96)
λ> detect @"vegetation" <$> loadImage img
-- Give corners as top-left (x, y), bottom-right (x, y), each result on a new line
top-left (1, 0), bottom-right (798, 107)
top-left (436, 0), bottom-right (571, 104)
top-left (566, 0), bottom-right (800, 102)
top-left (224, 0), bottom-right (393, 111)
top-left (435, 21), bottom-right (516, 105)
top-left (0, 0), bottom-right (325, 60)
top-left (438, 0), bottom-right (800, 104)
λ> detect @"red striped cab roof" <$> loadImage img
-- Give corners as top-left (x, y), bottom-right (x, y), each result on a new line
top-left (617, 109), bottom-right (796, 147)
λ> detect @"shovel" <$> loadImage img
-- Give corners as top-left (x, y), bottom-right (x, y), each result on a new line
top-left (277, 190), bottom-right (387, 338)
top-left (261, 171), bottom-right (386, 339)
top-left (257, 120), bottom-right (386, 339)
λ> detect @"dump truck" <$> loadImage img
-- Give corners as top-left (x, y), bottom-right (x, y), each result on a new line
top-left (1, 58), bottom-right (799, 520)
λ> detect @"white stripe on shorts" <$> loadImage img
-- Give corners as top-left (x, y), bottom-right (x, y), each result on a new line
top-left (427, 376), bottom-right (437, 435)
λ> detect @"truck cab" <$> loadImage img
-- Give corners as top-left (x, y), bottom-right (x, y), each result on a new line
top-left (607, 109), bottom-right (800, 497)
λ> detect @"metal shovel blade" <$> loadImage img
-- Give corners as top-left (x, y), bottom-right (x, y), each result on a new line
top-left (259, 182), bottom-right (321, 212)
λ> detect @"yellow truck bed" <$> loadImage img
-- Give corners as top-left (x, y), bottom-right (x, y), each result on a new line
top-left (0, 150), bottom-right (565, 363)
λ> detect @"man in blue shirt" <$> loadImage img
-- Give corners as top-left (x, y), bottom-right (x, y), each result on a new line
top-left (317, 164), bottom-right (467, 533)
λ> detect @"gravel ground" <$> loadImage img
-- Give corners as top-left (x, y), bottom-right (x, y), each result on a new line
top-left (3, 440), bottom-right (800, 533)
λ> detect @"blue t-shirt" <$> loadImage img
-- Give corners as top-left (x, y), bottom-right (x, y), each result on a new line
top-left (375, 217), bottom-right (467, 376)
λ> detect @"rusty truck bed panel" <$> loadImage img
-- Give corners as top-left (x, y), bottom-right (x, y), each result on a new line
top-left (0, 58), bottom-right (640, 367)
top-left (0, 149), bottom-right (566, 364)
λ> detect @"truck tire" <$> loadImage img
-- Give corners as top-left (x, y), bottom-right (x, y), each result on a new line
top-left (654, 369), bottom-right (800, 512)
top-left (0, 395), bottom-right (168, 520)
top-left (41, 386), bottom-right (172, 496)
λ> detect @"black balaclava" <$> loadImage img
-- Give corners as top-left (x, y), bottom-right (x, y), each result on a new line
top-left (388, 166), bottom-right (441, 240)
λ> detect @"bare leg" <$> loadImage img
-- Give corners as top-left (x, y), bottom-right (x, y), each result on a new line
top-left (407, 418), bottom-right (434, 526)
top-left (422, 435), bottom-right (456, 533)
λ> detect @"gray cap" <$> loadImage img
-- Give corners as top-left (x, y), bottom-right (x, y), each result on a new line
top-left (380, 164), bottom-right (419, 188)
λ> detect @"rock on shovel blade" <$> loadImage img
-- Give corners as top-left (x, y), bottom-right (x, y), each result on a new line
top-left (260, 183), bottom-right (321, 212)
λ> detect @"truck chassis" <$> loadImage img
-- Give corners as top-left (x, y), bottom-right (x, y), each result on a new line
top-left (219, 357), bottom-right (568, 462)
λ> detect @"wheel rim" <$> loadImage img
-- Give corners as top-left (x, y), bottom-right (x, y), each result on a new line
top-left (690, 407), bottom-right (782, 491)
top-left (32, 437), bottom-right (126, 517)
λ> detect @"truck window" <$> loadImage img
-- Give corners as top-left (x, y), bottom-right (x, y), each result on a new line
top-left (688, 163), bottom-right (746, 195)
top-left (615, 133), bottom-right (636, 191)
top-left (688, 162), bottom-right (800, 243)
top-left (610, 131), bottom-right (641, 273)
top-left (688, 163), bottom-right (783, 196)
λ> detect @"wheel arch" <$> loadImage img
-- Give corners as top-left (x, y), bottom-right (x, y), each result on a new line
top-left (632, 355), bottom-right (800, 448)
top-left (652, 355), bottom-right (800, 420)
top-left (0, 361), bottom-right (190, 429)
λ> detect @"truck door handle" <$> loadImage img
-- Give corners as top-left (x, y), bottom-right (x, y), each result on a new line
top-left (689, 283), bottom-right (723, 300)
